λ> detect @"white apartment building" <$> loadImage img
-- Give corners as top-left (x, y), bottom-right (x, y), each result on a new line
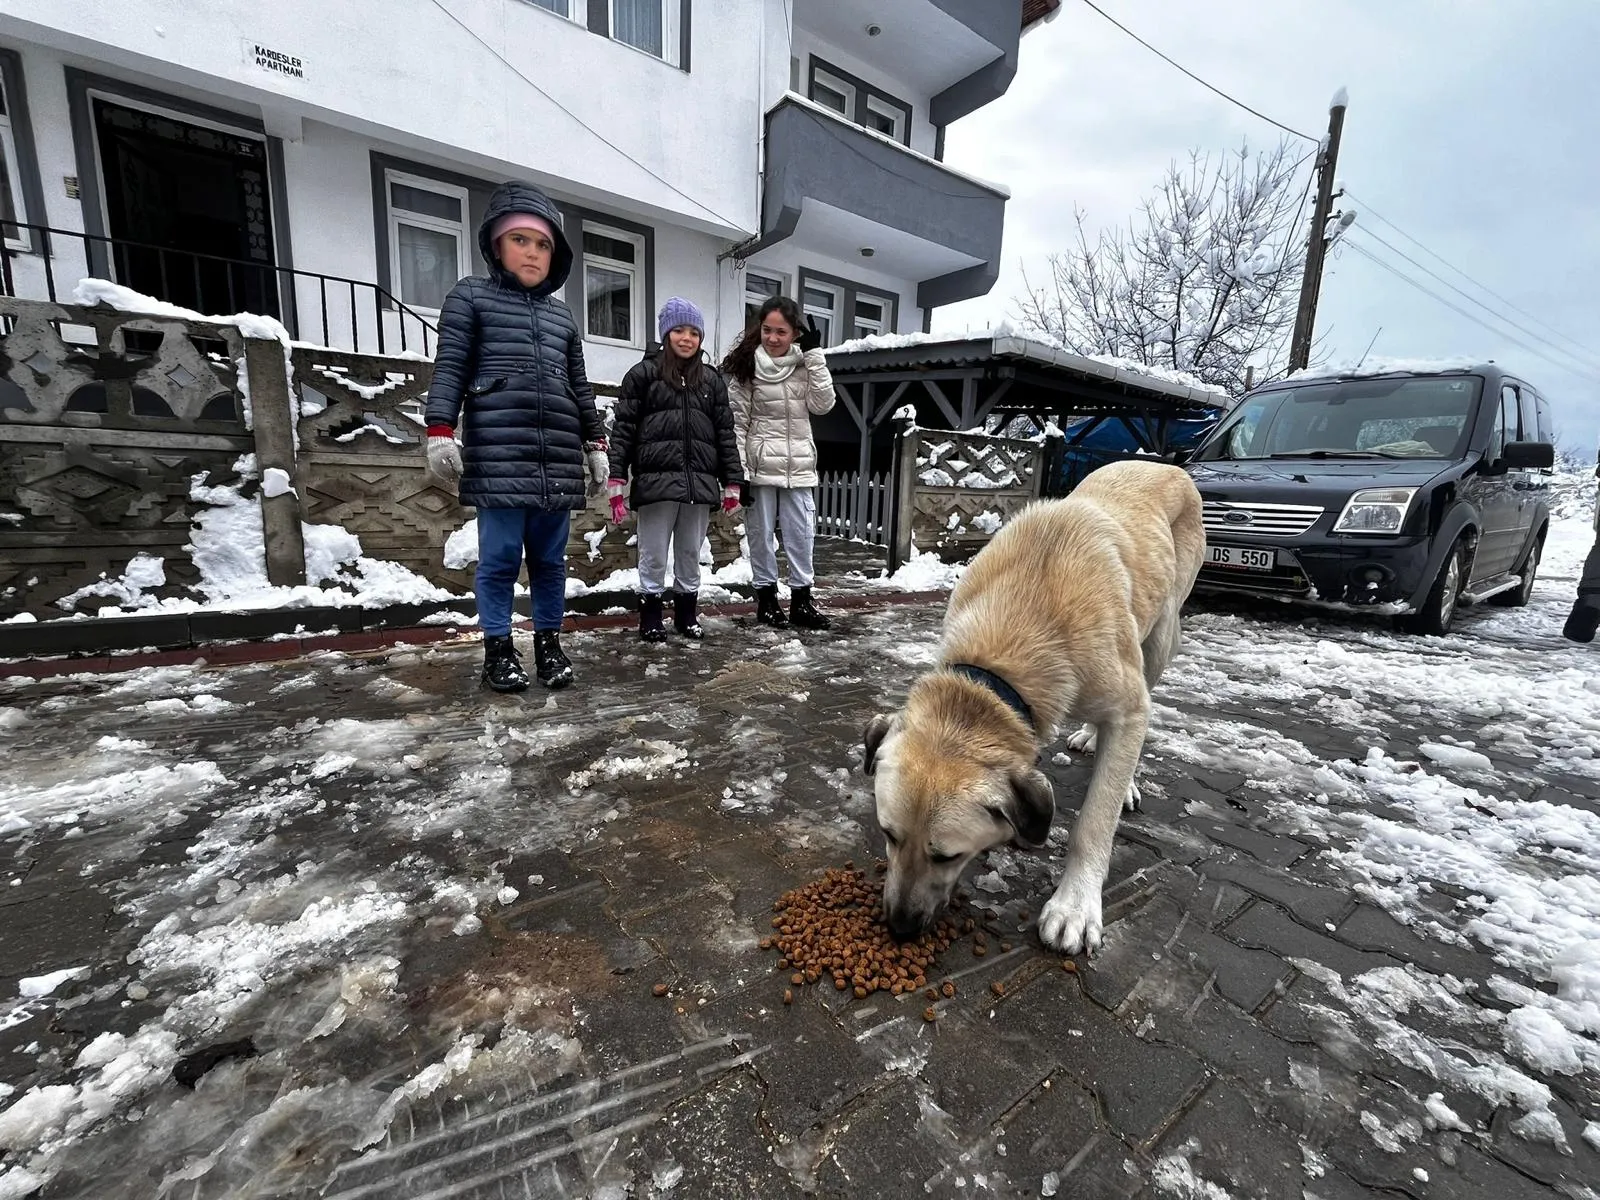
top-left (0, 0), bottom-right (1057, 381)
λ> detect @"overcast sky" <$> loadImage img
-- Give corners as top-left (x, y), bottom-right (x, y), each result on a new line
top-left (936, 0), bottom-right (1600, 457)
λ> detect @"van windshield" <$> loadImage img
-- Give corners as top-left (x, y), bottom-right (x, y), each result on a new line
top-left (1194, 375), bottom-right (1485, 462)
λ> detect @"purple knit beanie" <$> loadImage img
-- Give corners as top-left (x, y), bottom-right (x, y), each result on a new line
top-left (657, 296), bottom-right (706, 342)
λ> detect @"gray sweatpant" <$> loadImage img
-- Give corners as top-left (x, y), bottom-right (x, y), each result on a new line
top-left (748, 485), bottom-right (816, 588)
top-left (636, 502), bottom-right (712, 594)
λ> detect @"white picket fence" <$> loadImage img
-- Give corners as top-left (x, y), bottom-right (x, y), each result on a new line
top-left (816, 471), bottom-right (890, 545)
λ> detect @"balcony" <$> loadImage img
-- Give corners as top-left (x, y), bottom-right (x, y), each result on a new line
top-left (791, 0), bottom-right (1032, 124)
top-left (759, 96), bottom-right (1008, 308)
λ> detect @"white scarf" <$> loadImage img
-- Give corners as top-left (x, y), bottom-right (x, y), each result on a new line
top-left (754, 345), bottom-right (803, 384)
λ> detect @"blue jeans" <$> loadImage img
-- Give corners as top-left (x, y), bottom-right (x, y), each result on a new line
top-left (475, 508), bottom-right (570, 636)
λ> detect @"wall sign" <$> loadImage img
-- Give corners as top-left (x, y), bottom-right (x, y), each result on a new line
top-left (243, 40), bottom-right (305, 81)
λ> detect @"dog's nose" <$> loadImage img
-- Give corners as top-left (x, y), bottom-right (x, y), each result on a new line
top-left (886, 910), bottom-right (925, 942)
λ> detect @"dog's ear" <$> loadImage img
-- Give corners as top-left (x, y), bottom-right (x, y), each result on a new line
top-left (993, 768), bottom-right (1054, 847)
top-left (862, 714), bottom-right (895, 775)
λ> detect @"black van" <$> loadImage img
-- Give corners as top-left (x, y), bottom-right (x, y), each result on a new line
top-left (1183, 363), bottom-right (1555, 635)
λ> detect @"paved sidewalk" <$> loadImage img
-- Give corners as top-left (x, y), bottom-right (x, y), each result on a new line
top-left (1, 598), bottom-right (1597, 1198)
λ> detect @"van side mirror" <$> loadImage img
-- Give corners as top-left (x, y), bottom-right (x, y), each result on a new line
top-left (1502, 440), bottom-right (1554, 470)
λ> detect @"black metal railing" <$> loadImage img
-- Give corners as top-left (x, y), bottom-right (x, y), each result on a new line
top-left (0, 222), bottom-right (437, 357)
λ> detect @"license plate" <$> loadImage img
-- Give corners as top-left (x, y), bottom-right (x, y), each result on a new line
top-left (1207, 545), bottom-right (1276, 572)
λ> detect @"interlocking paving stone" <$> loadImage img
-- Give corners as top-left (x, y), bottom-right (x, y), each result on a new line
top-left (1203, 858), bottom-right (1359, 929)
top-left (998, 970), bottom-right (1210, 1144)
top-left (1334, 903), bottom-right (1500, 982)
top-left (1154, 1076), bottom-right (1315, 1196)
top-left (1169, 922), bottom-right (1297, 1013)
top-left (1226, 899), bottom-right (1401, 979)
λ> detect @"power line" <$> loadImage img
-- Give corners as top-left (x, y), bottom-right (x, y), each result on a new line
top-left (423, 0), bottom-right (747, 232)
top-left (1077, 0), bottom-right (1317, 143)
top-left (1339, 237), bottom-right (1592, 380)
top-left (1352, 224), bottom-right (1600, 374)
top-left (1343, 189), bottom-right (1600, 367)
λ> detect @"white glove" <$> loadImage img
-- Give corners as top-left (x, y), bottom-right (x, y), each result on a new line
top-left (426, 434), bottom-right (462, 484)
top-left (585, 446), bottom-right (610, 498)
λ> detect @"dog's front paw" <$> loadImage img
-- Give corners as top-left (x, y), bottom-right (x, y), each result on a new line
top-left (1124, 781), bottom-right (1142, 813)
top-left (1064, 724), bottom-right (1098, 754)
top-left (1038, 877), bottom-right (1104, 956)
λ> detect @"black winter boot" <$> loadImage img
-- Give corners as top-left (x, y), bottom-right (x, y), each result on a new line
top-left (753, 583), bottom-right (789, 628)
top-left (672, 590), bottom-right (703, 639)
top-left (533, 630), bottom-right (574, 688)
top-left (638, 593), bottom-right (668, 642)
top-left (481, 635), bottom-right (530, 693)
top-left (1564, 595), bottom-right (1600, 644)
top-left (789, 585), bottom-right (831, 630)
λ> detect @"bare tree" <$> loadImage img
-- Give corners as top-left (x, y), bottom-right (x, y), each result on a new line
top-left (1017, 140), bottom-right (1311, 396)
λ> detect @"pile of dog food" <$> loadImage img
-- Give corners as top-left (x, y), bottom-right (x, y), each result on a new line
top-left (760, 862), bottom-right (973, 1005)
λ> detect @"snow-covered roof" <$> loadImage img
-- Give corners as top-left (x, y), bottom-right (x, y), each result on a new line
top-left (824, 325), bottom-right (1229, 408)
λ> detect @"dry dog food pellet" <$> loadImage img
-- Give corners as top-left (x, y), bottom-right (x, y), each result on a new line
top-left (941, 981), bottom-right (957, 998)
top-left (763, 866), bottom-right (963, 1000)
top-left (1000, 942), bottom-right (1013, 953)
top-left (651, 983), bottom-right (669, 997)
top-left (990, 981), bottom-right (1006, 997)
top-left (1061, 959), bottom-right (1078, 973)
top-left (783, 989), bottom-right (793, 1005)
top-left (923, 1006), bottom-right (938, 1022)
top-left (973, 944), bottom-right (988, 957)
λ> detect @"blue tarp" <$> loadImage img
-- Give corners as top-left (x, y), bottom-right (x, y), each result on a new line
top-left (1055, 411), bottom-right (1225, 492)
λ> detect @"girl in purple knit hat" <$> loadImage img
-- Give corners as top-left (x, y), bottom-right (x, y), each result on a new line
top-left (606, 297), bottom-right (743, 641)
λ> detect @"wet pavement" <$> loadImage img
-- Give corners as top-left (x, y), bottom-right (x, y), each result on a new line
top-left (2, 582), bottom-right (1599, 1198)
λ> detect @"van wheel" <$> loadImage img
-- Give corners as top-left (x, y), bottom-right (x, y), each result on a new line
top-left (1489, 533), bottom-right (1542, 608)
top-left (1396, 539), bottom-right (1465, 636)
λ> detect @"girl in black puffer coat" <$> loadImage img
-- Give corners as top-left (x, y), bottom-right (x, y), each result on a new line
top-left (606, 297), bottom-right (743, 641)
top-left (423, 181), bottom-right (609, 692)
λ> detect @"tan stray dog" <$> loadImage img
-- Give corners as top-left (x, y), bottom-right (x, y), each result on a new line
top-left (862, 460), bottom-right (1205, 955)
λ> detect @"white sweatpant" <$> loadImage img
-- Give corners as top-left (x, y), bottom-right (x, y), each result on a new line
top-left (636, 502), bottom-right (712, 594)
top-left (748, 485), bottom-right (816, 588)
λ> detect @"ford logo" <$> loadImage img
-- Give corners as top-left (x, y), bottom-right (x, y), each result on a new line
top-left (1223, 510), bottom-right (1254, 525)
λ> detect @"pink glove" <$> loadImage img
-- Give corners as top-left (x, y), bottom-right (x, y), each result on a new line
top-left (607, 481), bottom-right (628, 525)
top-left (721, 485), bottom-right (740, 514)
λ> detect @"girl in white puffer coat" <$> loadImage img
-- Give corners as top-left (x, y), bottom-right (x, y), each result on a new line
top-left (720, 295), bottom-right (837, 629)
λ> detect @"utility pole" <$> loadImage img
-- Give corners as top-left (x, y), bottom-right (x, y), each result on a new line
top-left (1288, 88), bottom-right (1349, 372)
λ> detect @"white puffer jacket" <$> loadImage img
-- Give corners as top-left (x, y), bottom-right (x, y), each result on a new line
top-left (728, 347), bottom-right (836, 488)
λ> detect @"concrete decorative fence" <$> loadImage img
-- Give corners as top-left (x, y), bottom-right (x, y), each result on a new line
top-left (0, 296), bottom-right (740, 622)
top-left (886, 419), bottom-right (1051, 570)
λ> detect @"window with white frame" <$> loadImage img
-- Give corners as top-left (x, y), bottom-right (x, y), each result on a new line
top-left (863, 95), bottom-right (904, 143)
top-left (801, 282), bottom-right (840, 347)
top-left (809, 68), bottom-right (855, 118)
top-left (743, 268), bottom-right (787, 326)
top-left (583, 222), bottom-right (645, 346)
top-left (385, 171), bottom-right (470, 312)
top-left (0, 73), bottom-right (25, 250)
top-left (852, 294), bottom-right (891, 339)
top-left (611, 0), bottom-right (683, 67)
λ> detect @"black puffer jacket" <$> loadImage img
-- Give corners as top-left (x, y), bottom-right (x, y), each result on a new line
top-left (608, 350), bottom-right (742, 507)
top-left (424, 181), bottom-right (603, 510)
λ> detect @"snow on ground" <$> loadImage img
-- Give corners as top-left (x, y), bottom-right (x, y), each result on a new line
top-left (0, 485), bottom-right (1597, 1192)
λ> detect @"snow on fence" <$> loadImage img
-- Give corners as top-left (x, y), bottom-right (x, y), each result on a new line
top-left (0, 294), bottom-right (735, 620)
top-left (888, 424), bottom-right (1046, 569)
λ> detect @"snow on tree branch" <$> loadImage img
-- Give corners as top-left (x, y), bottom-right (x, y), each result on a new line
top-left (1015, 140), bottom-right (1313, 397)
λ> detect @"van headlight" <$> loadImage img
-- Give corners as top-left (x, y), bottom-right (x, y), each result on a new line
top-left (1334, 487), bottom-right (1418, 534)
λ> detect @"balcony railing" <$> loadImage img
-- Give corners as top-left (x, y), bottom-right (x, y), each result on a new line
top-left (0, 222), bottom-right (437, 357)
